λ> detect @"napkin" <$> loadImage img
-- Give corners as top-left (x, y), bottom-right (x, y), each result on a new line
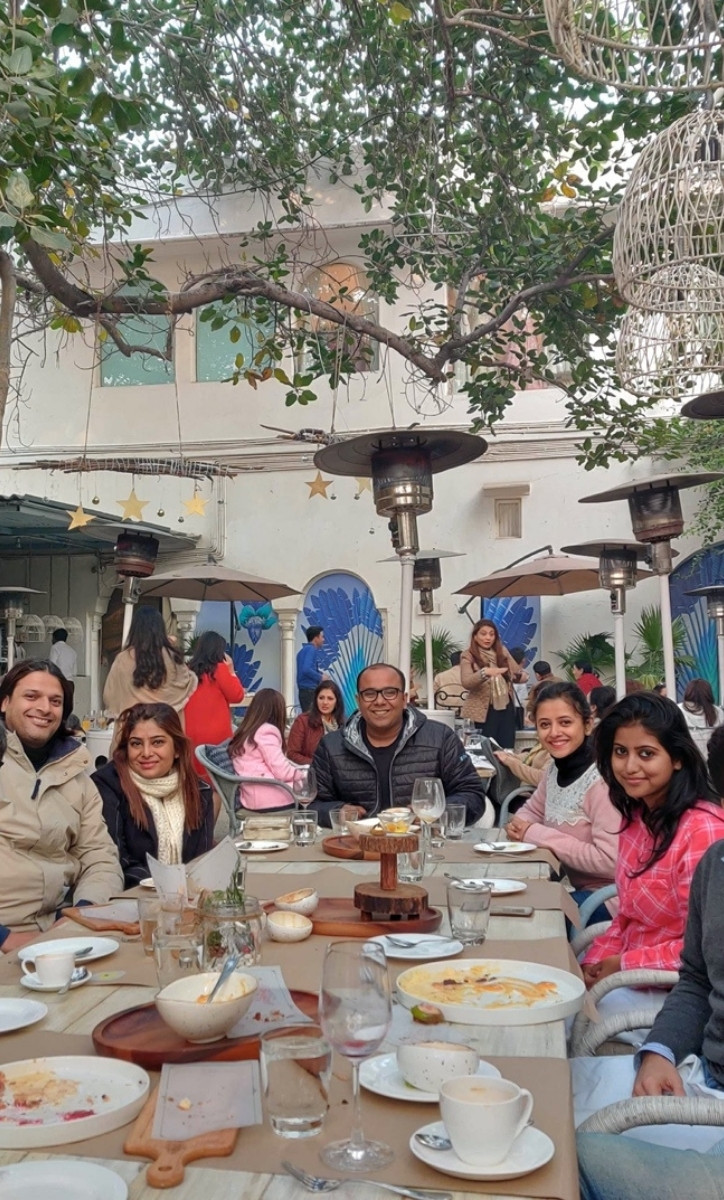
top-left (146, 837), bottom-right (240, 900)
top-left (153, 1061), bottom-right (262, 1140)
top-left (228, 964), bottom-right (315, 1037)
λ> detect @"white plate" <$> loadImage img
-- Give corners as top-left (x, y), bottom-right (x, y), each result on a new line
top-left (454, 878), bottom-right (527, 896)
top-left (235, 840), bottom-right (290, 853)
top-left (0, 1055), bottom-right (149, 1148)
top-left (21, 967), bottom-right (91, 993)
top-left (0, 999), bottom-right (47, 1033)
top-left (18, 936), bottom-right (119, 965)
top-left (371, 934), bottom-right (464, 961)
top-left (410, 1120), bottom-right (555, 1180)
top-left (396, 958), bottom-right (585, 1026)
top-left (139, 877), bottom-right (155, 889)
top-left (360, 1052), bottom-right (501, 1102)
top-left (0, 1160), bottom-right (128, 1199)
top-left (474, 841), bottom-right (537, 854)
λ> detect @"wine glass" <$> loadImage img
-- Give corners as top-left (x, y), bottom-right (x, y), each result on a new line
top-left (292, 765), bottom-right (317, 809)
top-left (411, 777), bottom-right (446, 862)
top-left (318, 940), bottom-right (393, 1171)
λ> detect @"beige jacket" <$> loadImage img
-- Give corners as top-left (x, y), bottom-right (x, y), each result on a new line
top-left (460, 647), bottom-right (521, 723)
top-left (103, 648), bottom-right (197, 718)
top-left (0, 731), bottom-right (124, 932)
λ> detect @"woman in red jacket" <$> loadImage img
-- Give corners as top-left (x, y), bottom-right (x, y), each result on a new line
top-left (287, 680), bottom-right (345, 765)
top-left (184, 632), bottom-right (244, 782)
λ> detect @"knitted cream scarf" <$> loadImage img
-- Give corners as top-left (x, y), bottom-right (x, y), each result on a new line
top-left (129, 768), bottom-right (185, 865)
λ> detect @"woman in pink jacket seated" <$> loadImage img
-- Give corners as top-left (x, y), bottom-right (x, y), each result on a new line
top-left (506, 681), bottom-right (619, 922)
top-left (582, 691), bottom-right (724, 984)
top-left (229, 688), bottom-right (297, 811)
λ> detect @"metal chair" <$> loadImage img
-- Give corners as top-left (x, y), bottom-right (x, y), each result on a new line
top-left (195, 741), bottom-right (296, 836)
top-left (433, 686), bottom-right (469, 719)
top-left (497, 786), bottom-right (535, 829)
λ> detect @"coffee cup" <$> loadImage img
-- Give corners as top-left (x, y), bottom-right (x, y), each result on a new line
top-left (21, 949), bottom-right (76, 989)
top-left (439, 1075), bottom-right (533, 1166)
top-left (396, 1040), bottom-right (479, 1093)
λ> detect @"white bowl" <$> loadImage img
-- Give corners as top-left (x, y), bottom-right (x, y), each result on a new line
top-left (267, 911), bottom-right (314, 942)
top-left (346, 816), bottom-right (382, 839)
top-left (155, 971), bottom-right (258, 1043)
top-left (397, 1040), bottom-right (480, 1093)
top-left (273, 887), bottom-right (319, 916)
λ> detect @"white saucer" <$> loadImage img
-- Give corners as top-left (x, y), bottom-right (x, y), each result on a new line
top-left (0, 998), bottom-right (48, 1033)
top-left (0, 1159), bottom-right (128, 1199)
top-left (360, 1053), bottom-right (501, 1102)
top-left (371, 934), bottom-right (464, 960)
top-left (21, 967), bottom-right (92, 993)
top-left (139, 877), bottom-right (155, 889)
top-left (453, 878), bottom-right (527, 896)
top-left (410, 1120), bottom-right (555, 1180)
top-left (19, 936), bottom-right (119, 964)
top-left (235, 840), bottom-right (290, 853)
top-left (474, 841), bottom-right (537, 855)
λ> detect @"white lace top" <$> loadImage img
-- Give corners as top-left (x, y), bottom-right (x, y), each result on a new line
top-left (544, 762), bottom-right (601, 828)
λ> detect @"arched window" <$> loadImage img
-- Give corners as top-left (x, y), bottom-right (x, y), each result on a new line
top-left (299, 263), bottom-right (379, 375)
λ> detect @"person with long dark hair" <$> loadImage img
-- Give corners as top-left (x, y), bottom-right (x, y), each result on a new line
top-left (582, 692), bottom-right (724, 986)
top-left (0, 660), bottom-right (123, 949)
top-left (287, 679), bottom-right (345, 765)
top-left (184, 631), bottom-right (244, 780)
top-left (505, 681), bottom-right (619, 919)
top-left (229, 688), bottom-right (297, 810)
top-left (678, 677), bottom-right (724, 755)
top-left (459, 618), bottom-right (525, 747)
top-left (103, 605), bottom-right (196, 722)
top-left (93, 702), bottom-right (214, 888)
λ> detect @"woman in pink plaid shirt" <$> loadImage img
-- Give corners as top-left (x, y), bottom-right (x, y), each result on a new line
top-left (582, 692), bottom-right (724, 986)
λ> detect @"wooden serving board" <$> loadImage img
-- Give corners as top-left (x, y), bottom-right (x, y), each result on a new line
top-left (124, 1085), bottom-right (237, 1188)
top-left (311, 897), bottom-right (442, 937)
top-left (92, 990), bottom-right (318, 1069)
top-left (321, 834), bottom-right (380, 861)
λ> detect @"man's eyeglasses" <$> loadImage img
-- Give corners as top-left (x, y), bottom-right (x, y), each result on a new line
top-left (359, 687), bottom-right (403, 703)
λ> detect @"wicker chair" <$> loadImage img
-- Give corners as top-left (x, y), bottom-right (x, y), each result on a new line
top-left (195, 741), bottom-right (296, 836)
top-left (579, 1093), bottom-right (724, 1134)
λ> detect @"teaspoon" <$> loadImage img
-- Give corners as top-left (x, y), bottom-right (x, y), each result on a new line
top-left (415, 1133), bottom-right (453, 1151)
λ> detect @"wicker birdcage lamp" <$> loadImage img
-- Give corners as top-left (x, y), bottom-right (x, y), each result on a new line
top-left (543, 0), bottom-right (724, 94)
top-left (17, 614), bottom-right (46, 643)
top-left (615, 291), bottom-right (724, 401)
top-left (613, 110), bottom-right (724, 311)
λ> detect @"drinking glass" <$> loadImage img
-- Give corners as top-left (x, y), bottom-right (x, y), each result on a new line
top-left (293, 766), bottom-right (318, 809)
top-left (137, 895), bottom-right (162, 956)
top-left (260, 1024), bottom-right (332, 1138)
top-left (441, 803), bottom-right (467, 841)
top-left (319, 939), bottom-right (394, 1171)
top-left (411, 777), bottom-right (445, 863)
top-left (446, 879), bottom-right (492, 945)
top-left (292, 811), bottom-right (317, 845)
top-left (397, 849), bottom-right (426, 883)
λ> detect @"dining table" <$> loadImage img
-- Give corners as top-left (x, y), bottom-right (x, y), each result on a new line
top-left (0, 831), bottom-right (580, 1200)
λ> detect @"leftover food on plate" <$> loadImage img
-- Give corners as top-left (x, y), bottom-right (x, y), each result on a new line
top-left (401, 963), bottom-right (558, 1009)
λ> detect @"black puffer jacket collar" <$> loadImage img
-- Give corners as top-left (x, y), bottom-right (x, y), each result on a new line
top-left (341, 706), bottom-right (421, 762)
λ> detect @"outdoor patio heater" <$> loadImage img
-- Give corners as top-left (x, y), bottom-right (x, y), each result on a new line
top-left (0, 588), bottom-right (44, 670)
top-left (315, 431), bottom-right (486, 688)
top-left (561, 540), bottom-right (648, 699)
top-left (114, 532), bottom-right (160, 646)
top-left (579, 473), bottom-right (722, 698)
top-left (381, 548), bottom-right (463, 708)
top-left (685, 585), bottom-right (724, 702)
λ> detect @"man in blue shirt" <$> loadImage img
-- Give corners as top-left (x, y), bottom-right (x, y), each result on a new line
top-left (296, 626), bottom-right (325, 712)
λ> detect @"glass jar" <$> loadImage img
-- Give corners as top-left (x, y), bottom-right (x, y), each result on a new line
top-left (199, 895), bottom-right (264, 971)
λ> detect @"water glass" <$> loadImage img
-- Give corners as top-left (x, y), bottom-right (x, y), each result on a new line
top-left (153, 928), bottom-right (203, 988)
top-left (292, 811), bottom-right (317, 845)
top-left (446, 879), bottom-right (492, 945)
top-left (328, 806), bottom-right (347, 836)
top-left (260, 1024), bottom-right (332, 1138)
top-left (137, 895), bottom-right (162, 956)
top-left (398, 849), bottom-right (426, 883)
top-left (441, 803), bottom-right (467, 840)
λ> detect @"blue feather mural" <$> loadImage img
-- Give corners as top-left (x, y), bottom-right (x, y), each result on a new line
top-left (481, 596), bottom-right (540, 663)
top-left (232, 643), bottom-right (262, 695)
top-left (300, 573), bottom-right (384, 716)
top-left (670, 546), bottom-right (724, 700)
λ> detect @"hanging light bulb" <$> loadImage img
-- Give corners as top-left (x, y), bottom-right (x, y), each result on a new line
top-left (157, 507), bottom-right (165, 518)
top-left (91, 496), bottom-right (100, 505)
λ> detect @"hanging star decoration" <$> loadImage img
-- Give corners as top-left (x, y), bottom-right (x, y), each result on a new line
top-left (355, 477), bottom-right (372, 494)
top-left (117, 488), bottom-right (149, 521)
top-left (183, 491), bottom-right (208, 517)
top-left (306, 471), bottom-right (333, 498)
top-left (66, 504), bottom-right (96, 531)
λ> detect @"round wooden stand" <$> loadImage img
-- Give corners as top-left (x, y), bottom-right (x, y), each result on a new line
top-left (354, 832), bottom-right (428, 921)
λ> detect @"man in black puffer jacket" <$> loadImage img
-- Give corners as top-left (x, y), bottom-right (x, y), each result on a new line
top-left (311, 663), bottom-right (488, 828)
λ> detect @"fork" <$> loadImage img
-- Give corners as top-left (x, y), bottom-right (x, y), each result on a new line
top-left (384, 934), bottom-right (457, 949)
top-left (282, 1160), bottom-right (452, 1200)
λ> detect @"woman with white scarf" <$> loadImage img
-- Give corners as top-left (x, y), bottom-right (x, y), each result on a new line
top-left (287, 680), bottom-right (345, 765)
top-left (93, 703), bottom-right (214, 889)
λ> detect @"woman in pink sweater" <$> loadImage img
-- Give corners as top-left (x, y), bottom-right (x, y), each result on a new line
top-left (506, 681), bottom-right (619, 920)
top-left (229, 689), bottom-right (297, 811)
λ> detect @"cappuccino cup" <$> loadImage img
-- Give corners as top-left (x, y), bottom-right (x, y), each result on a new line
top-left (439, 1075), bottom-right (533, 1166)
top-left (21, 949), bottom-right (76, 989)
top-left (397, 1040), bottom-right (479, 1093)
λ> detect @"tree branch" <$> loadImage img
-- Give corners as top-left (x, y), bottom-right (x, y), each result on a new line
top-left (0, 250), bottom-right (17, 441)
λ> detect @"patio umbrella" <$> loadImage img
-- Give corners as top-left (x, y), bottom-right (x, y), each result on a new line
top-left (456, 552), bottom-right (649, 599)
top-left (137, 563), bottom-right (300, 602)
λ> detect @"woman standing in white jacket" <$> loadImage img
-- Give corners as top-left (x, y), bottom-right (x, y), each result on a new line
top-left (229, 689), bottom-right (297, 810)
top-left (678, 678), bottom-right (724, 757)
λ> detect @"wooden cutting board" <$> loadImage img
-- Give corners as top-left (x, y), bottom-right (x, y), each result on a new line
top-left (124, 1085), bottom-right (237, 1187)
top-left (321, 834), bottom-right (380, 861)
top-left (92, 990), bottom-right (318, 1069)
top-left (311, 897), bottom-right (442, 936)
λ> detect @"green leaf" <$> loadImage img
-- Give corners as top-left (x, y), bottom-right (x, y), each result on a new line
top-left (30, 227), bottom-right (72, 250)
top-left (6, 171), bottom-right (34, 211)
top-left (388, 2), bottom-right (412, 21)
top-left (7, 47), bottom-right (33, 75)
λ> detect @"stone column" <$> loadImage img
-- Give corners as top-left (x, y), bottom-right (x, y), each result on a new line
top-left (276, 608), bottom-right (300, 712)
